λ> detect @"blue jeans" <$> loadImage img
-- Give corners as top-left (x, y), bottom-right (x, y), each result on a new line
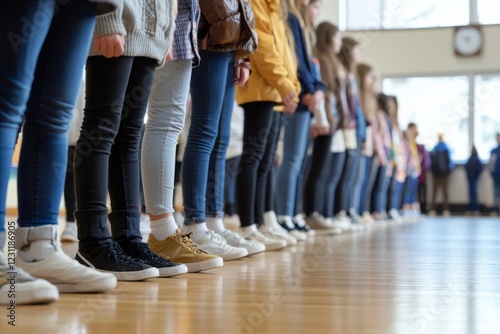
top-left (468, 179), bottom-right (479, 212)
top-left (390, 178), bottom-right (404, 210)
top-left (276, 111), bottom-right (312, 217)
top-left (0, 1), bottom-right (96, 233)
top-left (325, 152), bottom-right (347, 218)
top-left (182, 51), bottom-right (236, 225)
top-left (359, 156), bottom-right (373, 214)
top-left (352, 152), bottom-right (368, 214)
top-left (403, 176), bottom-right (418, 205)
top-left (335, 149), bottom-right (358, 214)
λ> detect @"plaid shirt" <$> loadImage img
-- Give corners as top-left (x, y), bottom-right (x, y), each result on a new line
top-left (172, 0), bottom-right (201, 67)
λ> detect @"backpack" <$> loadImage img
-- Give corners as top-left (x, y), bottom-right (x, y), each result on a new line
top-left (431, 149), bottom-right (451, 176)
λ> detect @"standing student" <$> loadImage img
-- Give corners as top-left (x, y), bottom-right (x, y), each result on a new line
top-left (429, 132), bottom-right (454, 216)
top-left (402, 123), bottom-right (422, 219)
top-left (302, 21), bottom-right (345, 235)
top-left (357, 64), bottom-right (389, 222)
top-left (275, 0), bottom-right (326, 233)
top-left (338, 37), bottom-right (367, 228)
top-left (488, 133), bottom-right (500, 215)
top-left (142, 0), bottom-right (230, 272)
top-left (74, 1), bottom-right (188, 281)
top-left (465, 146), bottom-right (483, 215)
top-left (385, 96), bottom-right (406, 223)
top-left (417, 142), bottom-right (431, 214)
top-left (181, 0), bottom-right (262, 258)
top-left (1, 0), bottom-right (119, 305)
top-left (236, 0), bottom-right (301, 251)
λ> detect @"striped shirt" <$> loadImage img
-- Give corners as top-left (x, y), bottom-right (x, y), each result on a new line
top-left (172, 0), bottom-right (200, 67)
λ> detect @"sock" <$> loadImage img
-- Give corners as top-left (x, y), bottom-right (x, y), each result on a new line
top-left (150, 216), bottom-right (178, 241)
top-left (182, 222), bottom-right (209, 241)
top-left (16, 226), bottom-right (58, 263)
top-left (206, 217), bottom-right (225, 233)
top-left (240, 224), bottom-right (257, 237)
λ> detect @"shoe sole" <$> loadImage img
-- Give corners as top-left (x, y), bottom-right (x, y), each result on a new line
top-left (246, 246), bottom-right (266, 256)
top-left (61, 235), bottom-right (78, 242)
top-left (220, 249), bottom-right (248, 261)
top-left (263, 241), bottom-right (287, 251)
top-left (183, 257), bottom-right (224, 273)
top-left (157, 264), bottom-right (188, 277)
top-left (311, 228), bottom-right (343, 236)
top-left (99, 267), bottom-right (159, 282)
top-left (55, 275), bottom-right (118, 293)
top-left (0, 281), bottom-right (59, 305)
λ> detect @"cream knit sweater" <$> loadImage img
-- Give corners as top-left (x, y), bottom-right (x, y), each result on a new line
top-left (89, 0), bottom-right (175, 66)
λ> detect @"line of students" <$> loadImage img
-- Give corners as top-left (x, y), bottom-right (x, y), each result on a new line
top-left (0, 0), bottom-right (424, 306)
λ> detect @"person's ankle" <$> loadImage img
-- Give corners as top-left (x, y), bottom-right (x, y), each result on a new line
top-left (16, 225), bottom-right (58, 262)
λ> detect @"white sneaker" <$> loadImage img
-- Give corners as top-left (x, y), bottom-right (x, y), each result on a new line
top-left (293, 214), bottom-right (315, 236)
top-left (241, 226), bottom-right (286, 251)
top-left (443, 210), bottom-right (451, 217)
top-left (428, 210), bottom-right (437, 217)
top-left (389, 209), bottom-right (403, 224)
top-left (219, 229), bottom-right (265, 256)
top-left (361, 212), bottom-right (375, 224)
top-left (266, 211), bottom-right (300, 241)
top-left (16, 249), bottom-right (117, 293)
top-left (324, 218), bottom-right (344, 234)
top-left (61, 223), bottom-right (78, 242)
top-left (336, 211), bottom-right (353, 232)
top-left (192, 230), bottom-right (248, 261)
top-left (0, 252), bottom-right (59, 305)
top-left (279, 215), bottom-right (307, 241)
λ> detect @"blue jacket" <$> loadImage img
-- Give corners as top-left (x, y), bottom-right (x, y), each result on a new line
top-left (288, 14), bottom-right (326, 110)
top-left (465, 155), bottom-right (483, 180)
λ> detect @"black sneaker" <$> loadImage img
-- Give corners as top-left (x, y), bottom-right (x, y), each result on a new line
top-left (76, 242), bottom-right (159, 281)
top-left (119, 242), bottom-right (188, 277)
top-left (292, 215), bottom-right (316, 236)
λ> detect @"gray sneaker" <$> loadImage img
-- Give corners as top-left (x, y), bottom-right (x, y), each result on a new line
top-left (306, 214), bottom-right (342, 235)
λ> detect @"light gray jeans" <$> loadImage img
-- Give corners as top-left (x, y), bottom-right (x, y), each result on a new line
top-left (142, 59), bottom-right (192, 215)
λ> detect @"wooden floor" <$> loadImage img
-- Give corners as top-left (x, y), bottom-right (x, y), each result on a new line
top-left (2, 217), bottom-right (500, 334)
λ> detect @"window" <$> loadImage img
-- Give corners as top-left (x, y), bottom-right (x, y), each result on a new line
top-left (477, 0), bottom-right (500, 25)
top-left (474, 75), bottom-right (500, 160)
top-left (343, 0), bottom-right (500, 30)
top-left (382, 0), bottom-right (469, 29)
top-left (383, 76), bottom-right (470, 161)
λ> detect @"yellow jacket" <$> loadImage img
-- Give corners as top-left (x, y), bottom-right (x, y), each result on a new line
top-left (236, 0), bottom-right (300, 107)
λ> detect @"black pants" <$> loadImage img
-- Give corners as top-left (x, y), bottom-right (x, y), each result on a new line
top-left (418, 182), bottom-right (427, 213)
top-left (224, 156), bottom-right (241, 216)
top-left (74, 56), bottom-right (156, 250)
top-left (64, 146), bottom-right (76, 222)
top-left (262, 112), bottom-right (282, 220)
top-left (303, 135), bottom-right (332, 216)
top-left (237, 102), bottom-right (276, 227)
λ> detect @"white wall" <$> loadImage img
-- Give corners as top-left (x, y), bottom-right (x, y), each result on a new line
top-left (317, 0), bottom-right (499, 207)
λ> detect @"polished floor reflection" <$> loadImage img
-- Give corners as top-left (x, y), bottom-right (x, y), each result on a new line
top-left (2, 217), bottom-right (500, 334)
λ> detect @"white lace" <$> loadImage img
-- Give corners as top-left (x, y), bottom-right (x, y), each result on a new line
top-left (206, 230), bottom-right (228, 245)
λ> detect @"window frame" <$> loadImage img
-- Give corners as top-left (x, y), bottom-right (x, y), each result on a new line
top-left (382, 71), bottom-right (500, 164)
top-left (341, 0), bottom-right (499, 31)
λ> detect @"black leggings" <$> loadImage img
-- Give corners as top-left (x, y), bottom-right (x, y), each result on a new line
top-left (324, 151), bottom-right (346, 218)
top-left (74, 56), bottom-right (156, 249)
top-left (261, 112), bottom-right (281, 222)
top-left (335, 149), bottom-right (357, 214)
top-left (237, 102), bottom-right (277, 228)
top-left (303, 135), bottom-right (332, 216)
